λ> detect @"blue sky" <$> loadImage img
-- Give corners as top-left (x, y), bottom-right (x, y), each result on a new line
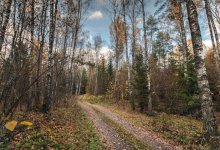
top-left (83, 0), bottom-right (157, 47)
top-left (82, 0), bottom-right (217, 49)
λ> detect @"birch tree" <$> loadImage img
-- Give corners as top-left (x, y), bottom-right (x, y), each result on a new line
top-left (121, 0), bottom-right (132, 107)
top-left (45, 0), bottom-right (58, 111)
top-left (186, 0), bottom-right (218, 137)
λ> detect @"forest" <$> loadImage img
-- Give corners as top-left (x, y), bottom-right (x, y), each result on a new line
top-left (0, 0), bottom-right (220, 149)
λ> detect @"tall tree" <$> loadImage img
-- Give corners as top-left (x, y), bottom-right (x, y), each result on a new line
top-left (45, 0), bottom-right (58, 111)
top-left (35, 0), bottom-right (48, 108)
top-left (28, 0), bottom-right (35, 110)
top-left (186, 0), bottom-right (218, 137)
top-left (140, 0), bottom-right (152, 114)
top-left (122, 0), bottom-right (132, 106)
top-left (69, 0), bottom-right (82, 95)
top-left (176, 0), bottom-right (189, 77)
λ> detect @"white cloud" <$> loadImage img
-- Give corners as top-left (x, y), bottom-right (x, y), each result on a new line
top-left (88, 11), bottom-right (103, 20)
top-left (100, 46), bottom-right (113, 59)
top-left (203, 40), bottom-right (212, 48)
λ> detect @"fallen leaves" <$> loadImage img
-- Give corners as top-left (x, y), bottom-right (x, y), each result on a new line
top-left (4, 120), bottom-right (33, 131)
top-left (20, 121), bottom-right (33, 126)
top-left (4, 120), bottom-right (18, 131)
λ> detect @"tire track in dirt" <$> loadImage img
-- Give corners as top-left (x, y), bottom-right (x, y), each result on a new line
top-left (89, 103), bottom-right (183, 150)
top-left (78, 101), bottom-right (135, 150)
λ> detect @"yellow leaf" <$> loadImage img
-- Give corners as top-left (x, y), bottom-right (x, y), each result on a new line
top-left (20, 121), bottom-right (33, 126)
top-left (4, 120), bottom-right (18, 131)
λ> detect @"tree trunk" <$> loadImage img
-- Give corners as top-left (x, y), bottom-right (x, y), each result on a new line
top-left (122, 0), bottom-right (132, 103)
top-left (70, 0), bottom-right (81, 95)
top-left (0, 0), bottom-right (13, 52)
top-left (177, 0), bottom-right (189, 77)
top-left (28, 0), bottom-right (35, 110)
top-left (113, 0), bottom-right (120, 101)
top-left (94, 52), bottom-right (99, 95)
top-left (204, 0), bottom-right (220, 59)
top-left (45, 0), bottom-right (58, 111)
top-left (186, 0), bottom-right (218, 137)
top-left (130, 0), bottom-right (136, 110)
top-left (204, 0), bottom-right (220, 70)
top-left (35, 0), bottom-right (48, 108)
top-left (141, 0), bottom-right (152, 114)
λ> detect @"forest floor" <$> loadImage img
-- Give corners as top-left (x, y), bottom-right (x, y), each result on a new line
top-left (0, 98), bottom-right (104, 149)
top-left (1, 95), bottom-right (220, 150)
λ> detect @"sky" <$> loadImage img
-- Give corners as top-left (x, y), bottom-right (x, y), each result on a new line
top-left (83, 0), bottom-right (157, 48)
top-left (82, 0), bottom-right (219, 51)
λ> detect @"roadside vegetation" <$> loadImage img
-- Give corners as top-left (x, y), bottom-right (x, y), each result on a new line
top-left (0, 97), bottom-right (104, 149)
top-left (84, 94), bottom-right (220, 149)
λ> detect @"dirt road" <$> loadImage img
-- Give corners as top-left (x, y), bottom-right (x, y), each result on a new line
top-left (78, 100), bottom-right (182, 150)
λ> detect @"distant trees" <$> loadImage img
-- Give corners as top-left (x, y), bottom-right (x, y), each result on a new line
top-left (204, 0), bottom-right (220, 73)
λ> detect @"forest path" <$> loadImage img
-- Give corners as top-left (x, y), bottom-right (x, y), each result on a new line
top-left (78, 98), bottom-right (182, 150)
top-left (77, 100), bottom-right (134, 150)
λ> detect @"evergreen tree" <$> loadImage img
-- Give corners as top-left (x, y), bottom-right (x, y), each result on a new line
top-left (133, 52), bottom-right (148, 112)
top-left (81, 68), bottom-right (88, 94)
top-left (107, 58), bottom-right (114, 84)
top-left (172, 53), bottom-right (199, 115)
top-left (98, 56), bottom-right (107, 94)
top-left (105, 58), bottom-right (114, 97)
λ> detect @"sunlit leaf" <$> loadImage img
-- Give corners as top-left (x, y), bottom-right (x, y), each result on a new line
top-left (4, 120), bottom-right (18, 131)
top-left (20, 121), bottom-right (33, 126)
